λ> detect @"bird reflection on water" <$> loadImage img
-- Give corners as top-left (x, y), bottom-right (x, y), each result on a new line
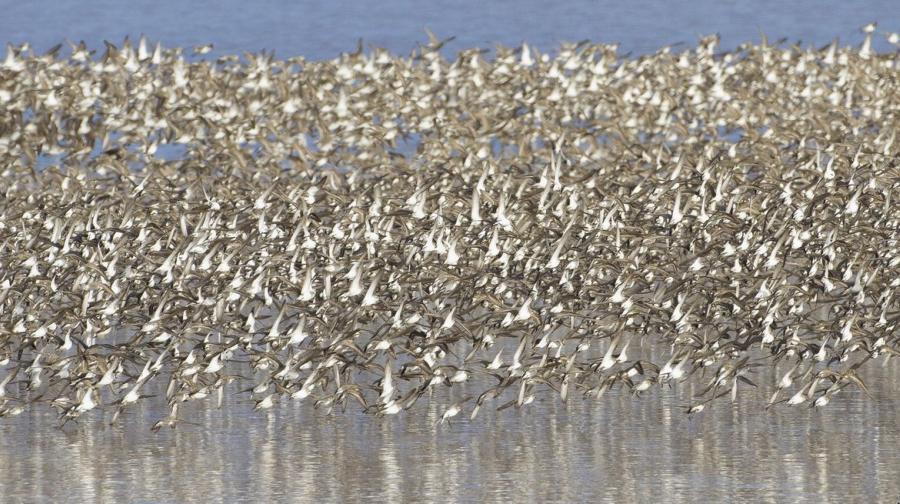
top-left (1, 361), bottom-right (899, 503)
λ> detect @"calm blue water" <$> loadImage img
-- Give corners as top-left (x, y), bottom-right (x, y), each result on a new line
top-left (1, 0), bottom-right (898, 59)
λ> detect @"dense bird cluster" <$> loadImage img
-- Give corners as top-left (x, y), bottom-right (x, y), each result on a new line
top-left (0, 29), bottom-right (898, 428)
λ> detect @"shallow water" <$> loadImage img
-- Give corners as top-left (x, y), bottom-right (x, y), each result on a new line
top-left (2, 0), bottom-right (898, 59)
top-left (2, 357), bottom-right (900, 504)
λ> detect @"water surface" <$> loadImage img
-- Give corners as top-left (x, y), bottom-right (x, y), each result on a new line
top-left (2, 0), bottom-right (898, 59)
top-left (2, 358), bottom-right (899, 503)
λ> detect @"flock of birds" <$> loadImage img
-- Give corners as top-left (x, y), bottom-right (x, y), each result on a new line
top-left (0, 27), bottom-right (898, 429)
